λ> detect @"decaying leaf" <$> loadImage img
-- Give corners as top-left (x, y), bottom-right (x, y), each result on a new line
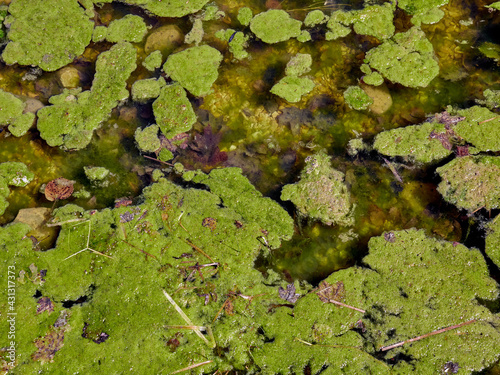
top-left (32, 329), bottom-right (65, 363)
top-left (278, 283), bottom-right (300, 303)
top-left (316, 280), bottom-right (345, 303)
top-left (36, 297), bottom-right (55, 315)
top-left (202, 217), bottom-right (217, 232)
top-left (44, 178), bottom-right (75, 201)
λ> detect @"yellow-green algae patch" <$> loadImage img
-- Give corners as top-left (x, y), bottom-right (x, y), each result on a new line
top-left (486, 214), bottom-right (500, 268)
top-left (131, 77), bottom-right (165, 102)
top-left (249, 9), bottom-right (302, 44)
top-left (373, 120), bottom-right (452, 163)
top-left (163, 45), bottom-right (223, 97)
top-left (0, 161), bottom-right (33, 215)
top-left (281, 152), bottom-right (354, 226)
top-left (436, 155), bottom-right (500, 211)
top-left (91, 0), bottom-right (210, 18)
top-left (134, 124), bottom-right (161, 153)
top-left (453, 105), bottom-right (500, 151)
top-left (152, 83), bottom-right (196, 138)
top-left (343, 85), bottom-right (373, 111)
top-left (364, 26), bottom-right (439, 88)
top-left (2, 0), bottom-right (93, 72)
top-left (104, 14), bottom-right (148, 43)
top-left (0, 89), bottom-right (35, 137)
top-left (37, 42), bottom-right (137, 149)
top-left (270, 75), bottom-right (315, 103)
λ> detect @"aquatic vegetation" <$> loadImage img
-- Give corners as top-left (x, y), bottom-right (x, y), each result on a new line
top-left (373, 119), bottom-right (453, 163)
top-left (453, 106), bottom-right (500, 152)
top-left (343, 86), bottom-right (373, 111)
top-left (37, 42), bottom-right (137, 149)
top-left (131, 77), bottom-right (165, 102)
top-left (485, 214), bottom-right (500, 268)
top-left (477, 89), bottom-right (500, 110)
top-left (271, 75), bottom-right (315, 103)
top-left (152, 83), bottom-right (196, 138)
top-left (304, 10), bottom-right (327, 27)
top-left (142, 50), bottom-right (163, 71)
top-left (104, 14), bottom-right (148, 43)
top-left (364, 26), bottom-right (440, 88)
top-left (250, 9), bottom-right (302, 44)
top-left (215, 29), bottom-right (250, 60)
top-left (134, 125), bottom-right (161, 153)
top-left (281, 152), bottom-right (354, 226)
top-left (84, 166), bottom-right (110, 187)
top-left (2, 0), bottom-right (93, 71)
top-left (437, 155), bottom-right (500, 211)
top-left (0, 161), bottom-right (33, 215)
top-left (398, 0), bottom-right (449, 25)
top-left (163, 45), bottom-right (223, 96)
top-left (0, 89), bottom-right (35, 137)
top-left (237, 7), bottom-right (253, 26)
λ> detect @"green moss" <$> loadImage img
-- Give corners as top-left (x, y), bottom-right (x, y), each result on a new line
top-left (453, 106), bottom-right (500, 151)
top-left (142, 50), bottom-right (163, 71)
top-left (134, 125), bottom-right (161, 153)
top-left (363, 71), bottom-right (384, 86)
top-left (296, 30), bottom-right (311, 43)
top-left (185, 18), bottom-right (204, 45)
top-left (476, 89), bottom-right (500, 110)
top-left (237, 7), bottom-right (253, 26)
top-left (373, 121), bottom-right (452, 163)
top-left (163, 45), bottom-right (223, 96)
top-left (37, 42), bottom-right (137, 149)
top-left (304, 10), bottom-right (327, 27)
top-left (2, 0), bottom-right (93, 71)
top-left (0, 89), bottom-right (34, 136)
top-left (281, 152), bottom-right (354, 226)
top-left (270, 76), bottom-right (315, 103)
top-left (153, 83), bottom-right (196, 138)
top-left (411, 7), bottom-right (444, 26)
top-left (343, 86), bottom-right (373, 110)
top-left (364, 26), bottom-right (439, 88)
top-left (285, 53), bottom-right (312, 77)
top-left (250, 10), bottom-right (302, 44)
top-left (158, 148), bottom-right (173, 162)
top-left (326, 10), bottom-right (352, 40)
top-left (202, 5), bottom-right (224, 21)
top-left (131, 77), bottom-right (165, 102)
top-left (105, 14), bottom-right (148, 43)
top-left (437, 155), bottom-right (500, 211)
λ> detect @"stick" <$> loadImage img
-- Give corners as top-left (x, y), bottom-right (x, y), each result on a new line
top-left (185, 239), bottom-right (214, 262)
top-left (163, 290), bottom-right (215, 348)
top-left (144, 155), bottom-right (174, 166)
top-left (170, 360), bottom-right (213, 374)
top-left (379, 319), bottom-right (476, 351)
top-left (326, 299), bottom-right (365, 313)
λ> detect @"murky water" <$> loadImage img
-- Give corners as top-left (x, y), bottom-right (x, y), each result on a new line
top-left (0, 0), bottom-right (499, 285)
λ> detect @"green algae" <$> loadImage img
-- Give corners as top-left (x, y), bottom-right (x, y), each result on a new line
top-left (271, 76), bottom-right (315, 103)
top-left (185, 18), bottom-right (204, 46)
top-left (398, 0), bottom-right (449, 17)
top-left (93, 0), bottom-right (210, 18)
top-left (281, 152), bottom-right (354, 226)
top-left (477, 89), bottom-right (500, 110)
top-left (0, 162), bottom-right (34, 215)
top-left (105, 14), bottom-right (148, 43)
top-left (142, 50), bottom-right (163, 71)
top-left (437, 155), bottom-right (500, 211)
top-left (487, 2), bottom-right (500, 10)
top-left (91, 25), bottom-right (107, 43)
top-left (0, 89), bottom-right (35, 137)
top-left (364, 26), bottom-right (439, 88)
top-left (152, 83), bottom-right (196, 138)
top-left (343, 86), bottom-right (373, 111)
top-left (325, 10), bottom-right (352, 40)
top-left (131, 77), bottom-right (165, 102)
top-left (163, 45), bottom-right (223, 96)
top-left (215, 29), bottom-right (250, 60)
top-left (84, 166), bottom-right (110, 183)
top-left (37, 42), bottom-right (137, 149)
top-left (304, 10), bottom-right (327, 27)
top-left (2, 0), bottom-right (93, 72)
top-left (285, 53), bottom-right (312, 76)
top-left (453, 105), bottom-right (500, 151)
top-left (134, 124), bottom-right (161, 153)
top-left (237, 7), bottom-right (252, 26)
top-left (486, 214), bottom-right (500, 268)
top-left (250, 10), bottom-right (302, 44)
top-left (373, 120), bottom-right (453, 163)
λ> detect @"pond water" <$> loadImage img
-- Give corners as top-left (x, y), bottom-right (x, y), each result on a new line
top-left (2, 0), bottom-right (500, 374)
top-left (0, 0), bottom-right (499, 284)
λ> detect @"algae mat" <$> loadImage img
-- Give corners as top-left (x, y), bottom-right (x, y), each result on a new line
top-left (1, 0), bottom-right (500, 373)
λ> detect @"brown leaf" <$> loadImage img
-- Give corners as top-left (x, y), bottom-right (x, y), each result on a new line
top-left (316, 281), bottom-right (345, 303)
top-left (278, 283), bottom-right (300, 303)
top-left (44, 178), bottom-right (75, 201)
top-left (36, 297), bottom-right (54, 315)
top-left (32, 329), bottom-right (65, 363)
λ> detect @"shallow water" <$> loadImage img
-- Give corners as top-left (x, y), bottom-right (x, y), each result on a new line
top-left (0, 0), bottom-right (499, 284)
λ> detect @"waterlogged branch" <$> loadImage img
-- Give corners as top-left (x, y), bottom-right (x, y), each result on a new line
top-left (379, 319), bottom-right (476, 352)
top-left (163, 290), bottom-right (216, 348)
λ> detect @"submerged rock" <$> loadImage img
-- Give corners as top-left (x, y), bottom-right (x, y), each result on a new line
top-left (37, 42), bottom-right (137, 149)
top-left (364, 26), bottom-right (439, 88)
top-left (163, 45), bottom-right (223, 97)
top-left (144, 24), bottom-right (184, 57)
top-left (2, 0), bottom-right (93, 71)
top-left (250, 9), bottom-right (302, 44)
top-left (436, 155), bottom-right (500, 211)
top-left (281, 152), bottom-right (354, 226)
